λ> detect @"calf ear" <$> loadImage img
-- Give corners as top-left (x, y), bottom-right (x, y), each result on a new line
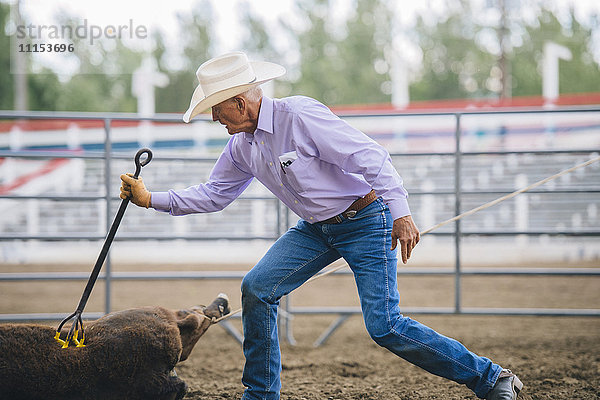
top-left (177, 314), bottom-right (200, 334)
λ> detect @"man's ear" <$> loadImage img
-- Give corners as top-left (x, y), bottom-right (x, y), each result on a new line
top-left (234, 97), bottom-right (245, 113)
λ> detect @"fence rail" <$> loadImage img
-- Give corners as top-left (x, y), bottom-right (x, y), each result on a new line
top-left (1, 107), bottom-right (599, 345)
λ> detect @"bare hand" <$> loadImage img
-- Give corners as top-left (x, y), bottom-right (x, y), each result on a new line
top-left (391, 215), bottom-right (420, 264)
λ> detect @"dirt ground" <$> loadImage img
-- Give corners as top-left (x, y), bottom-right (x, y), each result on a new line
top-left (1, 262), bottom-right (599, 399)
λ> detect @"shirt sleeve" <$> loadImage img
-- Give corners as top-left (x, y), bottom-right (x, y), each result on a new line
top-left (151, 137), bottom-right (254, 216)
top-left (294, 101), bottom-right (411, 220)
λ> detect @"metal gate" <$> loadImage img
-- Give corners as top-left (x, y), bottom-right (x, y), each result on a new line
top-left (1, 108), bottom-right (599, 345)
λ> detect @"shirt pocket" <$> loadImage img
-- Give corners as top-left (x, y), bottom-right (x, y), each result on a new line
top-left (282, 156), bottom-right (313, 194)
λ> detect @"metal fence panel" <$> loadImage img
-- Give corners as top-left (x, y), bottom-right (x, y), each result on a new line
top-left (0, 109), bottom-right (599, 345)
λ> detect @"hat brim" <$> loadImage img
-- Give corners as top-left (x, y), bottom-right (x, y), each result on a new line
top-left (183, 61), bottom-right (286, 123)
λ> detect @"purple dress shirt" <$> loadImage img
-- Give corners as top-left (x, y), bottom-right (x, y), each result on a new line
top-left (151, 96), bottom-right (410, 222)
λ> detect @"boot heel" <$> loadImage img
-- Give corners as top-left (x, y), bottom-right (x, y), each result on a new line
top-left (513, 375), bottom-right (523, 394)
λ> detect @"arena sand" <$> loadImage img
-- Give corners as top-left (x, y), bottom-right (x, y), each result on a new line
top-left (1, 263), bottom-right (599, 399)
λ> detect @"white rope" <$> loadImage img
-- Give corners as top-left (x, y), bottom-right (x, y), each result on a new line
top-left (214, 309), bottom-right (240, 322)
top-left (213, 155), bottom-right (600, 323)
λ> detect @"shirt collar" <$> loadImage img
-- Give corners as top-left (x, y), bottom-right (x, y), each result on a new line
top-left (243, 95), bottom-right (274, 143)
top-left (256, 95), bottom-right (274, 134)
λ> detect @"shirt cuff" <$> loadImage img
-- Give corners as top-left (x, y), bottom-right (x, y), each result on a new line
top-left (386, 198), bottom-right (411, 220)
top-left (150, 192), bottom-right (171, 212)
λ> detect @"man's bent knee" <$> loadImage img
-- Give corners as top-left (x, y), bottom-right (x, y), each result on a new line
top-left (368, 328), bottom-right (397, 348)
top-left (241, 269), bottom-right (272, 302)
top-left (241, 272), bottom-right (258, 297)
top-left (365, 314), bottom-right (411, 347)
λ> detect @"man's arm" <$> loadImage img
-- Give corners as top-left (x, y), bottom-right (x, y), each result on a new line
top-left (121, 138), bottom-right (254, 215)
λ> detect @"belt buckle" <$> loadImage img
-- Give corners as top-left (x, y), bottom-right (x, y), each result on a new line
top-left (345, 210), bottom-right (357, 218)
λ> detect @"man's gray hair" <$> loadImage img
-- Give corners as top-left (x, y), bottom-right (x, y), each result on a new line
top-left (239, 86), bottom-right (263, 102)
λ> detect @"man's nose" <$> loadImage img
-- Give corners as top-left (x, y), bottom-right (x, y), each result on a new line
top-left (212, 110), bottom-right (223, 124)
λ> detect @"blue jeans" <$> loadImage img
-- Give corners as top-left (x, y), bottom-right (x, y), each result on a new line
top-left (240, 198), bottom-right (501, 399)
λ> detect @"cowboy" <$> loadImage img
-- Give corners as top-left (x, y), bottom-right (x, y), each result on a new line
top-left (120, 51), bottom-right (522, 400)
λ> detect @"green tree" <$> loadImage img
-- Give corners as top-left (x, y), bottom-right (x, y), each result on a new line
top-left (155, 0), bottom-right (213, 113)
top-left (2, 9), bottom-right (146, 112)
top-left (409, 1), bottom-right (497, 101)
top-left (1, 2), bottom-right (65, 111)
top-left (178, 2), bottom-right (213, 71)
top-left (52, 37), bottom-right (142, 112)
top-left (0, 2), bottom-right (13, 109)
top-left (336, 0), bottom-right (391, 104)
top-left (27, 68), bottom-right (62, 110)
top-left (409, 1), bottom-right (600, 101)
top-left (511, 8), bottom-right (600, 96)
top-left (238, 1), bottom-right (290, 98)
top-left (285, 0), bottom-right (340, 103)
top-left (239, 1), bottom-right (278, 61)
top-left (287, 0), bottom-right (392, 105)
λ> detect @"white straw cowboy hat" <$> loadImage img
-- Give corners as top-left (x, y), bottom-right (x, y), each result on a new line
top-left (183, 52), bottom-right (286, 123)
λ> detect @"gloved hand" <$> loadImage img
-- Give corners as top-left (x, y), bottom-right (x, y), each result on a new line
top-left (120, 173), bottom-right (151, 208)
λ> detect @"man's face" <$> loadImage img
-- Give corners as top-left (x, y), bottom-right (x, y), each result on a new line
top-left (212, 98), bottom-right (251, 135)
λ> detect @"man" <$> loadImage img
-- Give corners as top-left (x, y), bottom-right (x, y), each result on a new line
top-left (120, 51), bottom-right (522, 400)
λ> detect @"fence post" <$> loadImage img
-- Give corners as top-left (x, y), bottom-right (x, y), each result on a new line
top-left (454, 114), bottom-right (462, 314)
top-left (104, 119), bottom-right (112, 315)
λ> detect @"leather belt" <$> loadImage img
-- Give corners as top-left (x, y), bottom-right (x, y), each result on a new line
top-left (319, 190), bottom-right (377, 224)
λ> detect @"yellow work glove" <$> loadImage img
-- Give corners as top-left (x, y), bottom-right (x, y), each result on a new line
top-left (120, 173), bottom-right (151, 208)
